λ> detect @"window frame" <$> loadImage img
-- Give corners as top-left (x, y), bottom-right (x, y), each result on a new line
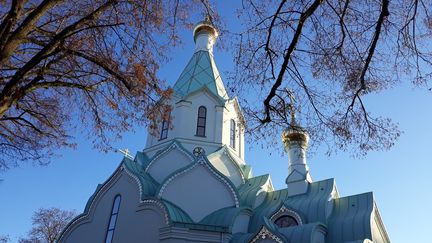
top-left (230, 119), bottom-right (236, 149)
top-left (104, 195), bottom-right (121, 243)
top-left (196, 106), bottom-right (207, 137)
top-left (160, 114), bottom-right (170, 140)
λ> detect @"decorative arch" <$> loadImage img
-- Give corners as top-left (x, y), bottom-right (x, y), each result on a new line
top-left (137, 199), bottom-right (171, 225)
top-left (270, 205), bottom-right (304, 226)
top-left (207, 146), bottom-right (246, 186)
top-left (157, 156), bottom-right (240, 222)
top-left (158, 156), bottom-right (239, 206)
top-left (58, 164), bottom-right (131, 242)
top-left (145, 141), bottom-right (194, 172)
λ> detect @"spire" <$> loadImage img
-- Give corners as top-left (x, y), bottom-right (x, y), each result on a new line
top-left (173, 17), bottom-right (228, 100)
top-left (282, 94), bottom-right (312, 196)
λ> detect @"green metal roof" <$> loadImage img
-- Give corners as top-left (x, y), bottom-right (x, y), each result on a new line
top-left (162, 200), bottom-right (194, 224)
top-left (123, 157), bottom-right (159, 197)
top-left (200, 206), bottom-right (252, 230)
top-left (248, 178), bottom-right (335, 232)
top-left (117, 142), bottom-right (382, 242)
top-left (278, 222), bottom-right (327, 243)
top-left (326, 192), bottom-right (375, 243)
top-left (173, 50), bottom-right (228, 101)
top-left (238, 174), bottom-right (271, 208)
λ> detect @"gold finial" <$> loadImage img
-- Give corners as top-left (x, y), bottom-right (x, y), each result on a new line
top-left (282, 89), bottom-right (309, 150)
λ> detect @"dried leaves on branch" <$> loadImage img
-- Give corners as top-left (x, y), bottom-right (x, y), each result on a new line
top-left (232, 0), bottom-right (432, 155)
top-left (0, 0), bottom-right (202, 170)
top-left (19, 207), bottom-right (76, 243)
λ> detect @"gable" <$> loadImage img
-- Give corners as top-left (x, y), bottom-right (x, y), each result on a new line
top-left (158, 158), bottom-right (239, 222)
top-left (146, 143), bottom-right (194, 183)
top-left (207, 149), bottom-right (245, 187)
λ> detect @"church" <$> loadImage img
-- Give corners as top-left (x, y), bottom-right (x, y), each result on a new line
top-left (59, 19), bottom-right (390, 243)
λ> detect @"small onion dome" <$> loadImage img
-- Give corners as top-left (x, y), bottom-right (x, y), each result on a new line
top-left (282, 125), bottom-right (309, 150)
top-left (193, 19), bottom-right (218, 43)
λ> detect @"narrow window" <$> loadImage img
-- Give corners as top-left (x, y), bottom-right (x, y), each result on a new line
top-left (238, 125), bottom-right (242, 156)
top-left (105, 195), bottom-right (121, 243)
top-left (160, 114), bottom-right (170, 140)
top-left (230, 119), bottom-right (236, 149)
top-left (196, 106), bottom-right (207, 137)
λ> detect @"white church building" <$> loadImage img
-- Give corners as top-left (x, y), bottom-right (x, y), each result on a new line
top-left (59, 19), bottom-right (390, 243)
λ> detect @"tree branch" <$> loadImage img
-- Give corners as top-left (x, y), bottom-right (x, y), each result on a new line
top-left (262, 0), bottom-right (323, 123)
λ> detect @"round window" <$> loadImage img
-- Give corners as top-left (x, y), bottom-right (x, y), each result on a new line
top-left (274, 215), bottom-right (298, 228)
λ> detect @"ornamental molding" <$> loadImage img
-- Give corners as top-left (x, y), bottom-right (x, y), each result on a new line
top-left (157, 156), bottom-right (239, 207)
top-left (250, 226), bottom-right (284, 243)
top-left (122, 163), bottom-right (144, 199)
top-left (145, 141), bottom-right (194, 172)
top-left (58, 165), bottom-right (124, 242)
top-left (219, 147), bottom-right (245, 183)
top-left (138, 199), bottom-right (170, 225)
top-left (228, 97), bottom-right (247, 127)
top-left (270, 205), bottom-right (303, 225)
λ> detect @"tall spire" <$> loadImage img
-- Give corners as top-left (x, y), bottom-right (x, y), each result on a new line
top-left (282, 95), bottom-right (312, 196)
top-left (172, 17), bottom-right (228, 100)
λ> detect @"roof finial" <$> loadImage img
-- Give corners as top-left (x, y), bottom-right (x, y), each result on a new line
top-left (287, 89), bottom-right (296, 126)
top-left (205, 13), bottom-right (212, 24)
top-left (118, 148), bottom-right (133, 159)
top-left (202, 0), bottom-right (213, 23)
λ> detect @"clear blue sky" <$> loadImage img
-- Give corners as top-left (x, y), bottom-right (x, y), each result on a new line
top-left (1, 2), bottom-right (431, 242)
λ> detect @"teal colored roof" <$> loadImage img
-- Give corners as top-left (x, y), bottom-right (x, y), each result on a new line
top-left (249, 178), bottom-right (335, 232)
top-left (87, 142), bottom-right (383, 242)
top-left (173, 50), bottom-right (228, 101)
top-left (162, 200), bottom-right (194, 224)
top-left (234, 218), bottom-right (288, 243)
top-left (278, 222), bottom-right (327, 243)
top-left (123, 157), bottom-right (159, 197)
top-left (238, 174), bottom-right (270, 208)
top-left (326, 192), bottom-right (375, 243)
top-left (134, 151), bottom-right (150, 167)
top-left (200, 206), bottom-right (251, 231)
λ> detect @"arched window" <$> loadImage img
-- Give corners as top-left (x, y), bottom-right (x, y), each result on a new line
top-left (160, 115), bottom-right (170, 140)
top-left (105, 195), bottom-right (121, 243)
top-left (196, 106), bottom-right (207, 137)
top-left (274, 215), bottom-right (298, 228)
top-left (230, 119), bottom-right (236, 149)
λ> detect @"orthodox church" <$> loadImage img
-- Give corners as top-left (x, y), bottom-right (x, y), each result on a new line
top-left (59, 19), bottom-right (390, 243)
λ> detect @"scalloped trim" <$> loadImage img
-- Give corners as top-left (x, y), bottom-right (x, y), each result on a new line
top-left (157, 156), bottom-right (239, 207)
top-left (270, 205), bottom-right (303, 225)
top-left (207, 146), bottom-right (246, 184)
top-left (145, 141), bottom-right (194, 172)
top-left (58, 165), bottom-right (124, 241)
top-left (139, 199), bottom-right (170, 225)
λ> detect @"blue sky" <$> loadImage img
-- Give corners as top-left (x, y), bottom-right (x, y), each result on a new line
top-left (1, 2), bottom-right (432, 242)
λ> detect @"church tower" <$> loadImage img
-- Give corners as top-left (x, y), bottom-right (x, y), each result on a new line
top-left (144, 18), bottom-right (246, 161)
top-left (59, 18), bottom-right (390, 243)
